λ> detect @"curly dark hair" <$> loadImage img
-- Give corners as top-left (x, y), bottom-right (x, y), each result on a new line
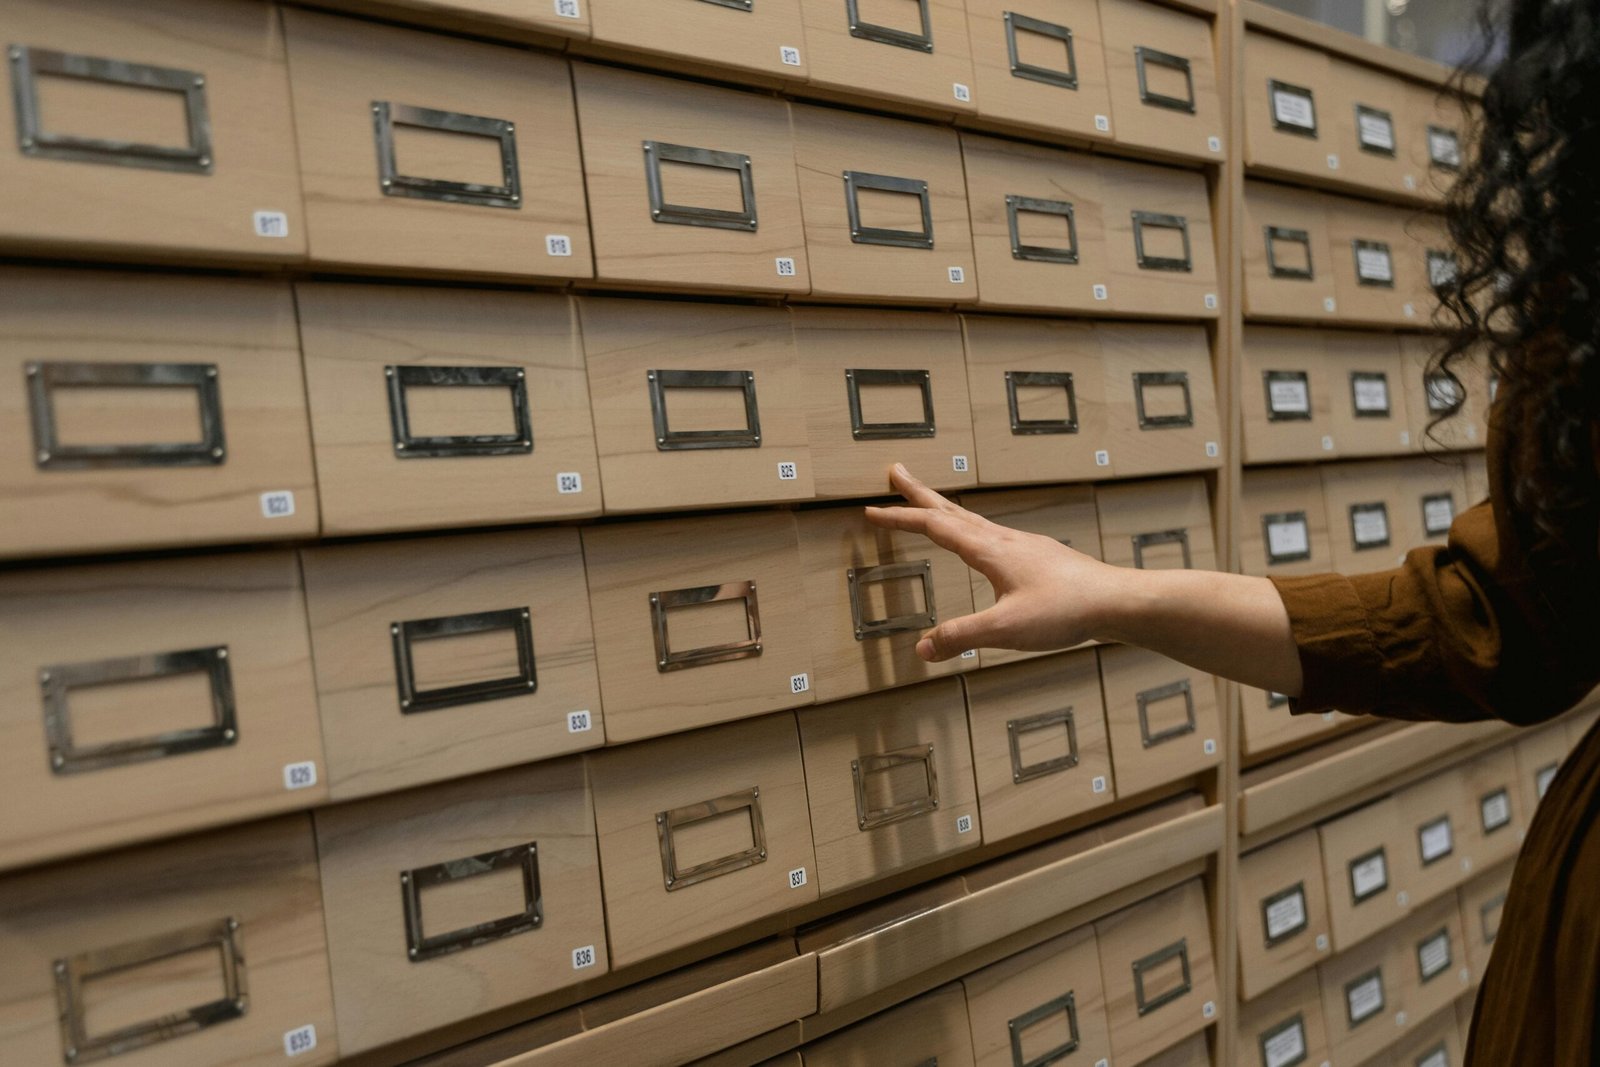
top-left (1432, 0), bottom-right (1600, 590)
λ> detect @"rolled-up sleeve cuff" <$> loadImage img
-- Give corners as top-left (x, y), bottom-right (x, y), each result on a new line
top-left (1269, 573), bottom-right (1383, 715)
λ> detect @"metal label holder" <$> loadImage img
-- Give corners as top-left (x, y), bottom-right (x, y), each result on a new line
top-left (1264, 370), bottom-right (1313, 423)
top-left (846, 368), bottom-right (937, 439)
top-left (853, 743), bottom-right (939, 830)
top-left (1263, 510), bottom-right (1313, 565)
top-left (1349, 502), bottom-right (1391, 550)
top-left (1421, 492), bottom-right (1455, 537)
top-left (401, 844), bottom-right (542, 962)
top-left (1132, 938), bottom-right (1192, 1016)
top-left (41, 646), bottom-right (237, 775)
top-left (846, 0), bottom-right (933, 52)
top-left (847, 559), bottom-right (936, 639)
top-left (643, 141), bottom-right (758, 231)
top-left (1131, 528), bottom-right (1192, 570)
top-left (1133, 370), bottom-right (1194, 429)
top-left (1343, 967), bottom-right (1385, 1027)
top-left (1352, 238), bottom-right (1395, 287)
top-left (844, 171), bottom-right (934, 249)
top-left (1416, 926), bottom-right (1452, 981)
top-left (1005, 370), bottom-right (1079, 435)
top-left (1134, 46), bottom-right (1195, 113)
top-left (1131, 211), bottom-right (1192, 272)
top-left (1427, 124), bottom-right (1462, 170)
top-left (1265, 225), bottom-right (1314, 279)
top-left (1136, 678), bottom-right (1197, 748)
top-left (1348, 847), bottom-right (1389, 903)
top-left (9, 45), bottom-right (213, 174)
top-left (1268, 78), bottom-right (1319, 137)
top-left (657, 786), bottom-right (767, 892)
top-left (391, 607), bottom-right (537, 714)
top-left (54, 917), bottom-right (246, 1064)
top-left (1003, 12), bottom-right (1078, 89)
top-left (1007, 707), bottom-right (1079, 784)
top-left (1355, 104), bottom-right (1397, 156)
top-left (373, 101), bottom-right (520, 209)
top-left (1006, 195), bottom-right (1079, 264)
top-left (26, 360), bottom-right (225, 470)
top-left (1260, 881), bottom-right (1310, 947)
top-left (648, 369), bottom-right (762, 451)
top-left (385, 364), bottom-right (533, 458)
top-left (1007, 990), bottom-right (1080, 1067)
top-left (1259, 1014), bottom-right (1309, 1067)
top-left (650, 580), bottom-right (763, 671)
top-left (1349, 371), bottom-right (1392, 418)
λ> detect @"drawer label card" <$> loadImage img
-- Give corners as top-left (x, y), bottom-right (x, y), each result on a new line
top-left (778, 461), bottom-right (798, 480)
top-left (788, 866), bottom-right (808, 889)
top-left (254, 211), bottom-right (290, 239)
top-left (1261, 1016), bottom-right (1307, 1067)
top-left (1268, 376), bottom-right (1311, 415)
top-left (1349, 849), bottom-right (1388, 902)
top-left (952, 455), bottom-right (969, 473)
top-left (949, 266), bottom-right (966, 284)
top-left (1355, 246), bottom-right (1394, 283)
top-left (790, 673), bottom-right (810, 694)
top-left (557, 472), bottom-right (584, 494)
top-left (1346, 973), bottom-right (1384, 1024)
top-left (956, 813), bottom-right (974, 834)
top-left (284, 1025), bottom-right (318, 1057)
top-left (780, 46), bottom-right (802, 66)
top-left (1481, 788), bottom-right (1511, 831)
top-left (1271, 87), bottom-right (1316, 130)
top-left (555, 0), bottom-right (581, 17)
top-left (284, 761), bottom-right (318, 791)
top-left (1351, 504), bottom-right (1390, 549)
top-left (1419, 816), bottom-right (1454, 864)
top-left (1358, 110), bottom-right (1396, 152)
top-left (1267, 516), bottom-right (1311, 562)
top-left (1418, 929), bottom-right (1452, 980)
top-left (567, 710), bottom-right (593, 733)
top-left (1263, 885), bottom-right (1308, 942)
top-left (261, 491), bottom-right (296, 519)
top-left (572, 945), bottom-right (597, 970)
top-left (776, 257), bottom-right (797, 276)
top-left (1423, 494), bottom-right (1455, 536)
top-left (546, 234), bottom-right (573, 257)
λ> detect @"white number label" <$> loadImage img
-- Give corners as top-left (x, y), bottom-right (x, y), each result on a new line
top-left (1322, 435), bottom-right (1335, 451)
top-left (1203, 293), bottom-right (1217, 310)
top-left (283, 761), bottom-right (318, 791)
top-left (959, 649), bottom-right (978, 660)
top-left (1404, 174), bottom-right (1418, 190)
top-left (951, 455), bottom-right (969, 473)
top-left (261, 491), bottom-right (295, 519)
top-left (1418, 1051), bottom-right (1448, 1067)
top-left (1092, 283), bottom-right (1108, 301)
top-left (1537, 763), bottom-right (1558, 798)
top-left (776, 256), bottom-right (797, 277)
top-left (1205, 441), bottom-right (1220, 458)
top-left (790, 673), bottom-right (810, 694)
top-left (788, 866), bottom-right (808, 889)
top-left (777, 461), bottom-right (798, 481)
top-left (1094, 449), bottom-right (1110, 467)
top-left (546, 234), bottom-right (573, 257)
top-left (567, 710), bottom-right (593, 733)
top-left (1094, 114), bottom-right (1111, 132)
top-left (779, 45), bottom-right (802, 66)
top-left (953, 82), bottom-right (971, 103)
top-left (1323, 296), bottom-right (1337, 312)
top-left (948, 266), bottom-right (966, 284)
top-left (557, 472), bottom-right (583, 494)
top-left (1203, 738), bottom-right (1217, 755)
top-left (284, 1025), bottom-right (317, 1057)
top-left (554, 0), bottom-right (581, 17)
top-left (1207, 135), bottom-right (1222, 153)
top-left (1327, 153), bottom-right (1340, 170)
top-left (1202, 1000), bottom-right (1216, 1019)
top-left (254, 211), bottom-right (290, 239)
top-left (1403, 302), bottom-right (1416, 318)
top-left (1091, 776), bottom-right (1108, 794)
top-left (1316, 934), bottom-right (1330, 952)
top-left (956, 814), bottom-right (973, 834)
top-left (572, 945), bottom-right (597, 970)
top-left (1272, 88), bottom-right (1316, 130)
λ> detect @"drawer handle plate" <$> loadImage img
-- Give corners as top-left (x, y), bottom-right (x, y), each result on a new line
top-left (853, 743), bottom-right (939, 829)
top-left (1355, 104), bottom-right (1397, 157)
top-left (1131, 528), bottom-right (1192, 569)
top-left (845, 0), bottom-right (933, 53)
top-left (1260, 881), bottom-right (1310, 947)
top-left (1003, 12), bottom-right (1078, 90)
top-left (1263, 510), bottom-right (1313, 565)
top-left (54, 917), bottom-right (247, 1064)
top-left (643, 140), bottom-right (758, 231)
top-left (9, 45), bottom-right (213, 174)
top-left (1134, 46), bottom-right (1195, 113)
top-left (657, 786), bottom-right (768, 891)
top-left (385, 364), bottom-right (533, 458)
top-left (1268, 78), bottom-right (1319, 137)
top-left (648, 369), bottom-right (762, 451)
top-left (1349, 371), bottom-right (1392, 418)
top-left (1259, 1013), bottom-right (1308, 1067)
top-left (651, 580), bottom-right (763, 671)
top-left (41, 645), bottom-right (237, 775)
top-left (1131, 937), bottom-right (1192, 1016)
top-left (26, 360), bottom-right (225, 470)
top-left (402, 843), bottom-right (542, 962)
top-left (1351, 238), bottom-right (1395, 288)
top-left (373, 101), bottom-right (520, 209)
top-left (1006, 195), bottom-right (1079, 264)
top-left (843, 171), bottom-right (934, 249)
top-left (848, 559), bottom-right (936, 639)
top-left (1136, 677), bottom-right (1196, 747)
top-left (1133, 370), bottom-right (1194, 429)
top-left (1005, 370), bottom-right (1079, 435)
top-left (390, 607), bottom-right (537, 714)
top-left (846, 368), bottom-right (936, 440)
top-left (1131, 211), bottom-right (1193, 272)
top-left (1007, 989), bottom-right (1080, 1067)
top-left (1007, 707), bottom-right (1079, 784)
top-left (1265, 225), bottom-right (1314, 279)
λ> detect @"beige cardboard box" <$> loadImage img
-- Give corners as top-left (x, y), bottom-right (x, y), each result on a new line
top-left (1241, 182), bottom-right (1339, 323)
top-left (1243, 30), bottom-right (1338, 181)
top-left (1096, 158), bottom-right (1221, 319)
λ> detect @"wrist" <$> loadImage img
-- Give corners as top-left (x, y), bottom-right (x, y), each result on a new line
top-left (1084, 563), bottom-right (1158, 645)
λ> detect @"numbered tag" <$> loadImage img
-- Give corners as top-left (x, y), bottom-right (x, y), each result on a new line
top-left (1404, 174), bottom-right (1418, 190)
top-left (1203, 738), bottom-right (1217, 756)
top-left (554, 0), bottom-right (581, 17)
top-left (1094, 450), bottom-right (1110, 467)
top-left (776, 256), bottom-right (797, 277)
top-left (283, 1025), bottom-right (318, 1058)
top-left (1204, 441), bottom-right (1219, 458)
top-left (1094, 114), bottom-right (1111, 132)
top-left (948, 266), bottom-right (966, 284)
top-left (1203, 293), bottom-right (1217, 310)
top-left (951, 455), bottom-right (969, 473)
top-left (779, 45), bottom-right (802, 66)
top-left (261, 490), bottom-right (296, 519)
top-left (790, 673), bottom-right (810, 695)
top-left (546, 234), bottom-right (573, 257)
top-left (1201, 1000), bottom-right (1216, 1020)
top-left (1316, 934), bottom-right (1330, 952)
top-left (572, 945), bottom-right (597, 970)
top-left (956, 814), bottom-right (973, 834)
top-left (953, 82), bottom-right (971, 103)
top-left (1091, 776), bottom-right (1108, 794)
top-left (959, 649), bottom-right (978, 660)
top-left (1092, 283), bottom-right (1108, 301)
top-left (1403, 302), bottom-right (1416, 318)
top-left (283, 761), bottom-right (318, 791)
top-left (567, 710), bottom-right (593, 734)
top-left (556, 471), bottom-right (583, 494)
top-left (777, 461), bottom-right (798, 481)
top-left (1322, 435), bottom-right (1335, 451)
top-left (1327, 153), bottom-right (1340, 170)
top-left (1207, 135), bottom-right (1222, 153)
top-left (253, 211), bottom-right (289, 239)
top-left (1323, 296), bottom-right (1337, 312)
top-left (788, 866), bottom-right (808, 889)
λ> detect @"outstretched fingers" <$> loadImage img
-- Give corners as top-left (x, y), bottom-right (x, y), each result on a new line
top-left (915, 606), bottom-right (1010, 662)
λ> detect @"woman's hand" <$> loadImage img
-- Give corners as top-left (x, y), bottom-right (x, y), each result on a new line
top-left (864, 464), bottom-right (1124, 661)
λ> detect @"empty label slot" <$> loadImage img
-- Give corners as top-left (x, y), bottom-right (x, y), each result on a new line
top-left (1013, 26), bottom-right (1072, 73)
top-left (859, 570), bottom-right (929, 624)
top-left (393, 123), bottom-right (506, 188)
top-left (408, 625), bottom-right (525, 693)
top-left (1015, 206), bottom-right (1075, 249)
top-left (1138, 379), bottom-right (1190, 422)
top-left (863, 757), bottom-right (931, 813)
top-left (854, 0), bottom-right (927, 35)
top-left (1013, 383), bottom-right (1074, 424)
top-left (66, 669), bottom-right (215, 749)
top-left (50, 384), bottom-right (205, 449)
top-left (1142, 684), bottom-right (1193, 736)
top-left (1139, 224), bottom-right (1189, 263)
top-left (1016, 718), bottom-right (1075, 771)
top-left (80, 942), bottom-right (228, 1041)
top-left (1138, 950), bottom-right (1189, 1006)
top-left (658, 158), bottom-right (747, 214)
top-left (658, 386), bottom-right (752, 434)
top-left (36, 72), bottom-right (190, 148)
top-left (417, 862), bottom-right (528, 941)
top-left (400, 383), bottom-right (518, 439)
top-left (1268, 233), bottom-right (1312, 276)
top-left (1143, 61), bottom-right (1191, 104)
top-left (853, 186), bottom-right (926, 234)
top-left (662, 596), bottom-right (752, 652)
top-left (1016, 1005), bottom-right (1076, 1062)
top-left (670, 806), bottom-right (758, 871)
top-left (856, 380), bottom-right (932, 426)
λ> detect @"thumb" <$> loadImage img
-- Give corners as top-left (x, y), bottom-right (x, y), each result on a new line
top-left (916, 607), bottom-right (1008, 662)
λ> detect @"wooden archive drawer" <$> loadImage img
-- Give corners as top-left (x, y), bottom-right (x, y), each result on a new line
top-left (961, 135), bottom-right (1109, 313)
top-left (1240, 467), bottom-right (1333, 579)
top-left (1404, 82), bottom-right (1471, 204)
top-left (1394, 768), bottom-right (1476, 913)
top-left (962, 925), bottom-right (1113, 1067)
top-left (0, 815), bottom-right (337, 1066)
top-left (1316, 927), bottom-right (1406, 1066)
top-left (791, 105), bottom-right (975, 304)
top-left (1459, 747), bottom-right (1527, 872)
top-left (284, 9), bottom-right (589, 280)
top-left (296, 283), bottom-right (600, 536)
top-left (793, 504), bottom-right (976, 703)
top-left (299, 529), bottom-right (600, 801)
top-left (1096, 475), bottom-right (1218, 572)
top-left (796, 0), bottom-right (976, 117)
top-left (1241, 327), bottom-right (1336, 463)
top-left (314, 759), bottom-right (606, 1054)
top-left (800, 982), bottom-right (974, 1067)
top-left (963, 0), bottom-right (1115, 142)
top-left (960, 316), bottom-right (1112, 486)
top-left (1328, 57), bottom-right (1413, 199)
top-left (1458, 860), bottom-right (1512, 983)
top-left (1514, 724), bottom-right (1570, 816)
top-left (797, 678), bottom-right (980, 895)
top-left (1098, 644), bottom-right (1221, 798)
top-left (1239, 969), bottom-right (1331, 1067)
top-left (573, 63), bottom-right (807, 295)
top-left (1097, 0), bottom-right (1224, 162)
top-left (1243, 30), bottom-right (1337, 181)
top-left (1394, 455), bottom-right (1467, 549)
top-left (1321, 329), bottom-right (1413, 457)
top-left (960, 485), bottom-right (1104, 666)
top-left (583, 511), bottom-right (813, 743)
top-left (0, 0), bottom-right (304, 264)
top-left (1399, 895), bottom-right (1473, 1026)
top-left (1096, 158), bottom-right (1220, 319)
top-left (588, 714), bottom-right (819, 968)
top-left (1241, 182), bottom-right (1339, 323)
top-left (1399, 338), bottom-right (1490, 452)
top-left (964, 651), bottom-right (1114, 842)
top-left (1320, 459), bottom-right (1412, 574)
top-left (1095, 879), bottom-right (1219, 1065)
top-left (579, 298), bottom-right (813, 512)
top-left (0, 269), bottom-right (317, 558)
top-left (588, 0), bottom-right (808, 82)
top-left (1238, 829), bottom-right (1333, 1001)
top-left (0, 551), bottom-right (324, 871)
top-left (791, 307), bottom-right (977, 498)
top-left (1318, 795), bottom-right (1415, 952)
top-left (1327, 199), bottom-right (1418, 326)
top-left (1101, 325), bottom-right (1223, 477)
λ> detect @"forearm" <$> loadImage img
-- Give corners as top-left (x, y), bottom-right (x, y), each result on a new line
top-left (1094, 567), bottom-right (1304, 697)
